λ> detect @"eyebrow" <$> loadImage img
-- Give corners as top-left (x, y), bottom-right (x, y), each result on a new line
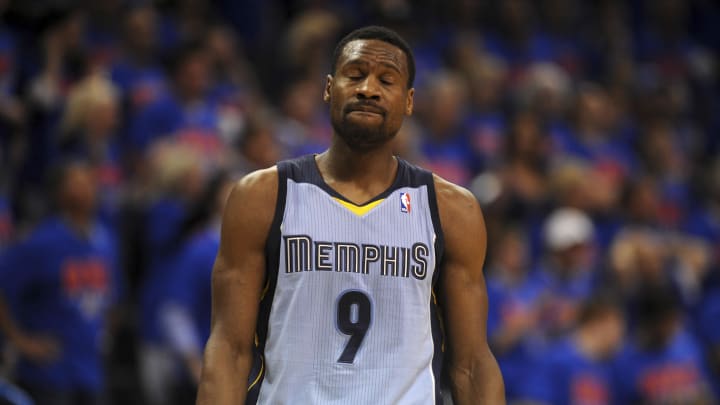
top-left (343, 59), bottom-right (403, 76)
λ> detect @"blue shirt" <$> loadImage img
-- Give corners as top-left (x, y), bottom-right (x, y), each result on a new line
top-left (521, 338), bottom-right (616, 405)
top-left (165, 226), bottom-right (219, 348)
top-left (0, 217), bottom-right (119, 391)
top-left (486, 274), bottom-right (544, 400)
top-left (128, 93), bottom-right (223, 153)
top-left (614, 329), bottom-right (715, 404)
top-left (138, 198), bottom-right (187, 343)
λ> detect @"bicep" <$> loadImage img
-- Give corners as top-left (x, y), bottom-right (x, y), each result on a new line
top-left (440, 245), bottom-right (490, 359)
top-left (208, 244), bottom-right (265, 353)
top-left (438, 187), bottom-right (490, 361)
top-left (207, 171), bottom-right (277, 354)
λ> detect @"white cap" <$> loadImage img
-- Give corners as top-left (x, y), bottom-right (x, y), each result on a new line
top-left (544, 207), bottom-right (595, 250)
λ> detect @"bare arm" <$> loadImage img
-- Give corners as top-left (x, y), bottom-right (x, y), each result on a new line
top-left (435, 175), bottom-right (505, 405)
top-left (196, 168), bottom-right (278, 405)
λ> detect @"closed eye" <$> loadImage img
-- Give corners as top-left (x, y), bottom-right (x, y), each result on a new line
top-left (380, 75), bottom-right (396, 85)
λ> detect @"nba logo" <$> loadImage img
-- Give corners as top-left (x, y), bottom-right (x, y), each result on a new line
top-left (400, 192), bottom-right (411, 213)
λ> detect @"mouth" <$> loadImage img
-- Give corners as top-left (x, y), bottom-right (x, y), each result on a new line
top-left (346, 102), bottom-right (386, 117)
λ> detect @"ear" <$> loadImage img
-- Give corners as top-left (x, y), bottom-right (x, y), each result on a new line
top-left (323, 74), bottom-right (333, 103)
top-left (405, 88), bottom-right (414, 116)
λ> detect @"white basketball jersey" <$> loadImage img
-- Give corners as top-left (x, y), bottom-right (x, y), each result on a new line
top-left (247, 155), bottom-right (445, 405)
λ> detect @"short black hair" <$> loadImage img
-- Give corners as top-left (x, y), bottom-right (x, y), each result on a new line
top-left (331, 26), bottom-right (415, 89)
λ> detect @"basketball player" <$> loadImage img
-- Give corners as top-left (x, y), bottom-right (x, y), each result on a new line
top-left (197, 26), bottom-right (505, 404)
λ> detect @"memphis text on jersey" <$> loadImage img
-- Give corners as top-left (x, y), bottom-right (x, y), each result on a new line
top-left (283, 234), bottom-right (430, 280)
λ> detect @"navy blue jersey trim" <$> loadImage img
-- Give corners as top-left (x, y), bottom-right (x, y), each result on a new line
top-left (430, 288), bottom-right (445, 405)
top-left (281, 154), bottom-right (433, 206)
top-left (247, 164), bottom-right (287, 403)
top-left (426, 170), bottom-right (446, 405)
top-left (426, 171), bottom-right (445, 285)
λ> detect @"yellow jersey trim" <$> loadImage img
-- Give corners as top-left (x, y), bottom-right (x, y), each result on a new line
top-left (333, 198), bottom-right (385, 216)
top-left (247, 354), bottom-right (264, 391)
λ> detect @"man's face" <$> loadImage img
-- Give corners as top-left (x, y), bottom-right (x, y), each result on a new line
top-left (325, 39), bottom-right (414, 151)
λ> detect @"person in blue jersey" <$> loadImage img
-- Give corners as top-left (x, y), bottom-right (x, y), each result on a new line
top-left (614, 287), bottom-right (716, 405)
top-left (0, 161), bottom-right (120, 405)
top-left (533, 207), bottom-right (600, 342)
top-left (159, 171), bottom-right (233, 388)
top-left (197, 26), bottom-right (505, 405)
top-left (127, 41), bottom-right (222, 158)
top-left (518, 294), bottom-right (625, 405)
top-left (485, 228), bottom-right (543, 402)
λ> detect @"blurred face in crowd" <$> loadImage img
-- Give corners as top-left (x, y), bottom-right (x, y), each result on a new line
top-left (552, 242), bottom-right (595, 277)
top-left (176, 51), bottom-right (210, 101)
top-left (426, 73), bottom-right (467, 136)
top-left (59, 163), bottom-right (98, 216)
top-left (626, 178), bottom-right (661, 224)
top-left (576, 86), bottom-right (615, 134)
top-left (593, 309), bottom-right (625, 358)
top-left (493, 230), bottom-right (528, 280)
top-left (125, 6), bottom-right (157, 55)
top-left (206, 26), bottom-right (238, 67)
top-left (508, 112), bottom-right (546, 162)
top-left (85, 98), bottom-right (119, 139)
top-left (45, 10), bottom-right (85, 52)
top-left (325, 39), bottom-right (414, 151)
top-left (284, 79), bottom-right (322, 125)
top-left (241, 124), bottom-right (282, 170)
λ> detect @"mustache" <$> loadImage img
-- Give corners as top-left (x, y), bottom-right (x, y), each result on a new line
top-left (344, 101), bottom-right (386, 116)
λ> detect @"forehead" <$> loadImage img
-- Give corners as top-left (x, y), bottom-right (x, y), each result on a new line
top-left (339, 39), bottom-right (408, 73)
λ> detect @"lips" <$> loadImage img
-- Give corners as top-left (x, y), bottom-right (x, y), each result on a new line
top-left (346, 102), bottom-right (386, 116)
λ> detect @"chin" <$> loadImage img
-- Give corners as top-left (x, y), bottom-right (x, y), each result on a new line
top-left (335, 121), bottom-right (395, 150)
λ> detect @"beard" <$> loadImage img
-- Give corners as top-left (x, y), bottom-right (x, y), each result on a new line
top-left (331, 108), bottom-right (397, 151)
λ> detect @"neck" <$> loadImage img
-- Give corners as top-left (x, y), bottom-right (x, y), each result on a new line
top-left (316, 138), bottom-right (398, 204)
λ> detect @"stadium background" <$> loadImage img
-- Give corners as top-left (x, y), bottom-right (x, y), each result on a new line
top-left (0, 0), bottom-right (719, 404)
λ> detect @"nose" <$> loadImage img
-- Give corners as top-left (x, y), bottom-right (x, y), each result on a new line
top-left (356, 76), bottom-right (381, 100)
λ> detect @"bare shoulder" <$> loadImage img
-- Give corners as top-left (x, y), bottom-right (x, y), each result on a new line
top-left (221, 166), bottom-right (279, 249)
top-left (227, 166), bottom-right (278, 211)
top-left (432, 174), bottom-right (484, 235)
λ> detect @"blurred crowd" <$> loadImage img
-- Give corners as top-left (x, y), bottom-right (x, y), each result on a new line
top-left (0, 0), bottom-right (718, 404)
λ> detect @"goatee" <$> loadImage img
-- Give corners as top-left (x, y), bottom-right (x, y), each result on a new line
top-left (332, 116), bottom-right (395, 151)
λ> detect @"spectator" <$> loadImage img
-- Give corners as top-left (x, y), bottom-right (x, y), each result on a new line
top-left (127, 41), bottom-right (224, 163)
top-left (234, 114), bottom-right (283, 173)
top-left (614, 287), bottom-right (715, 404)
top-left (16, 6), bottom-right (90, 223)
top-left (520, 294), bottom-right (626, 405)
top-left (136, 143), bottom-right (204, 405)
top-left (551, 83), bottom-right (636, 187)
top-left (485, 228), bottom-right (542, 401)
top-left (415, 70), bottom-right (475, 186)
top-left (534, 207), bottom-right (598, 341)
top-left (57, 73), bottom-right (124, 228)
top-left (0, 160), bottom-right (120, 405)
top-left (159, 171), bottom-right (233, 396)
top-left (494, 111), bottom-right (550, 223)
top-left (274, 76), bottom-right (333, 157)
top-left (110, 4), bottom-right (168, 117)
top-left (450, 38), bottom-right (508, 170)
